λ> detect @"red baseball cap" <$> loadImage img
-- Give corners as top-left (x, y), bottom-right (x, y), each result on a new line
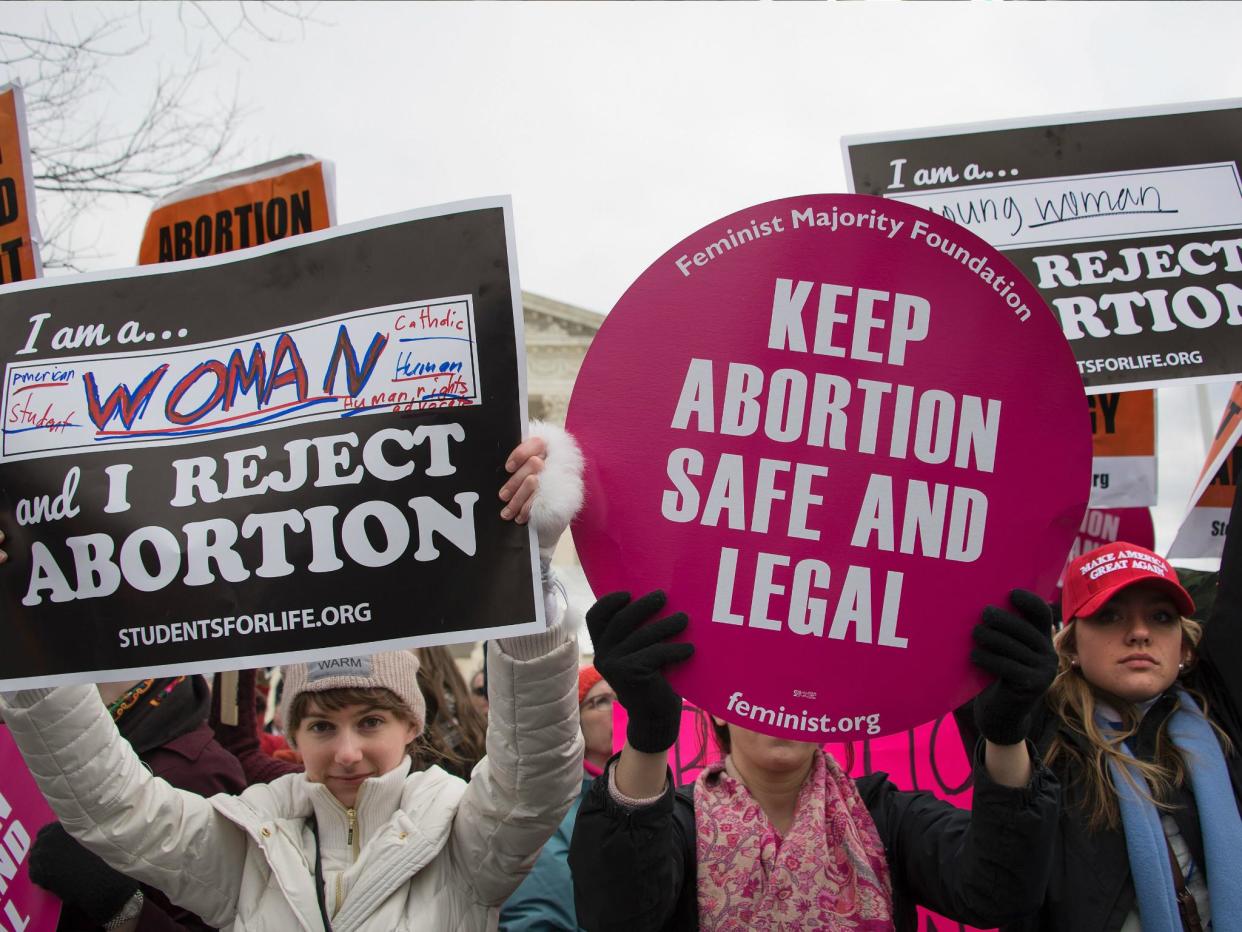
top-left (1062, 541), bottom-right (1195, 621)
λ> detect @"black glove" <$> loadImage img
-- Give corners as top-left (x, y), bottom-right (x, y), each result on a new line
top-left (28, 822), bottom-right (140, 924)
top-left (586, 590), bottom-right (694, 754)
top-left (971, 589), bottom-right (1057, 746)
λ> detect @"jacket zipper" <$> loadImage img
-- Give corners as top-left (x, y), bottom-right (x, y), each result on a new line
top-left (347, 806), bottom-right (359, 859)
top-left (328, 783), bottom-right (366, 917)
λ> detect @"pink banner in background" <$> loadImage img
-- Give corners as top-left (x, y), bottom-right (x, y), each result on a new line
top-left (0, 725), bottom-right (61, 932)
top-left (1046, 506), bottom-right (1154, 602)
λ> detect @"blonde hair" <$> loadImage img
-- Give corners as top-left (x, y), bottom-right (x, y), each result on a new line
top-left (1046, 615), bottom-right (1231, 831)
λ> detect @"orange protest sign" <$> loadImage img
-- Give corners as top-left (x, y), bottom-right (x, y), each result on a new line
top-left (0, 84), bottom-right (42, 285)
top-left (137, 154), bottom-right (335, 265)
top-left (1168, 382), bottom-right (1242, 558)
top-left (1087, 389), bottom-right (1156, 506)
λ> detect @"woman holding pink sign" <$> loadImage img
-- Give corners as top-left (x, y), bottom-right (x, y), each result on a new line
top-left (568, 587), bottom-right (1062, 931)
top-left (1006, 490), bottom-right (1242, 932)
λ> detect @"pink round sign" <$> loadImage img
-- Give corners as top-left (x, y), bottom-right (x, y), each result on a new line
top-left (568, 194), bottom-right (1091, 739)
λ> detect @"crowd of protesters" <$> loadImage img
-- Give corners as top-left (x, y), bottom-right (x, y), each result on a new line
top-left (1, 417), bottom-right (1239, 932)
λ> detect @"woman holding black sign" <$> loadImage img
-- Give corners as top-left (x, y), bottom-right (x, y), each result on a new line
top-left (0, 422), bottom-right (587, 932)
top-left (992, 490), bottom-right (1242, 932)
top-left (567, 586), bottom-right (1063, 931)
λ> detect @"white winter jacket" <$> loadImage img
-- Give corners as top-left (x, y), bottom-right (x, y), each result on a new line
top-left (2, 632), bottom-right (584, 932)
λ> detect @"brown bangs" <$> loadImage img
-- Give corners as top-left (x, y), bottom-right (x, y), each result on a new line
top-left (287, 687), bottom-right (415, 735)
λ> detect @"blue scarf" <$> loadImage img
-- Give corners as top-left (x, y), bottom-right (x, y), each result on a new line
top-left (1098, 689), bottom-right (1242, 931)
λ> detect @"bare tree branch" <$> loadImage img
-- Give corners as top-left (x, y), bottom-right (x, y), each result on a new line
top-left (0, 2), bottom-right (322, 268)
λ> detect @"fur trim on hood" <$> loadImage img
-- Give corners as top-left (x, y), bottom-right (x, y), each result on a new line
top-left (528, 420), bottom-right (584, 556)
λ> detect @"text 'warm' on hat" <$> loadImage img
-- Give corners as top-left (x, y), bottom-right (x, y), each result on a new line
top-left (279, 650), bottom-right (426, 736)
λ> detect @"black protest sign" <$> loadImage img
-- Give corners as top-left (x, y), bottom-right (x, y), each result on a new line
top-left (844, 101), bottom-right (1242, 393)
top-left (0, 200), bottom-right (541, 689)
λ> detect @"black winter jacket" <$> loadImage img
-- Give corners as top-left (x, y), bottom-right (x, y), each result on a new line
top-left (996, 491), bottom-right (1242, 932)
top-left (568, 750), bottom-right (1060, 932)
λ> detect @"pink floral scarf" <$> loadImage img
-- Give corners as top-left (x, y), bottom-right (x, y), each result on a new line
top-left (695, 749), bottom-right (894, 930)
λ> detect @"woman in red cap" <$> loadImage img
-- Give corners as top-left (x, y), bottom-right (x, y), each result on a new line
top-left (1008, 490), bottom-right (1242, 932)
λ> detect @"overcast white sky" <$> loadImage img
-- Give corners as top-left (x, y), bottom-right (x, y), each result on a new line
top-left (8, 0), bottom-right (1242, 560)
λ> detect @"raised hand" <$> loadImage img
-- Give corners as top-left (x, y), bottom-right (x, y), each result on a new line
top-left (586, 590), bottom-right (693, 754)
top-left (971, 589), bottom-right (1057, 746)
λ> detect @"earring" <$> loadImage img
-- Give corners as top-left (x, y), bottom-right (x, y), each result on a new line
top-left (1178, 662), bottom-right (1186, 672)
top-left (1070, 658), bottom-right (1079, 667)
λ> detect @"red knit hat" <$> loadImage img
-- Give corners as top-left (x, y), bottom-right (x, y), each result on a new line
top-left (578, 665), bottom-right (604, 706)
top-left (1062, 541), bottom-right (1195, 621)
